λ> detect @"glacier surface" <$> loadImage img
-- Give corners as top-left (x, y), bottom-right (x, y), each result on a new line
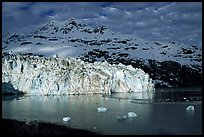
top-left (2, 52), bottom-right (155, 95)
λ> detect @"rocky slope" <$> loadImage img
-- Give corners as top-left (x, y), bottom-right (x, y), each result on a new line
top-left (2, 52), bottom-right (154, 95)
top-left (2, 118), bottom-right (100, 135)
top-left (2, 18), bottom-right (202, 88)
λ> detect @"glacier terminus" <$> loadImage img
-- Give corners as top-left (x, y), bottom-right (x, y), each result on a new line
top-left (2, 52), bottom-right (155, 95)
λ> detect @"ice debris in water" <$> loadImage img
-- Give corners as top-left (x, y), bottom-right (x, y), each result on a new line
top-left (116, 115), bottom-right (128, 121)
top-left (117, 112), bottom-right (137, 121)
top-left (63, 116), bottom-right (71, 122)
top-left (97, 107), bottom-right (107, 112)
top-left (186, 105), bottom-right (195, 111)
top-left (127, 112), bottom-right (137, 117)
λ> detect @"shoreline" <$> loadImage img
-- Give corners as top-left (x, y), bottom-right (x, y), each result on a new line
top-left (1, 118), bottom-right (101, 135)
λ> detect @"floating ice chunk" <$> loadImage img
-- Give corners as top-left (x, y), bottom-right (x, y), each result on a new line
top-left (63, 116), bottom-right (71, 122)
top-left (117, 112), bottom-right (137, 121)
top-left (97, 107), bottom-right (107, 112)
top-left (127, 112), bottom-right (137, 118)
top-left (186, 105), bottom-right (195, 111)
top-left (116, 115), bottom-right (128, 121)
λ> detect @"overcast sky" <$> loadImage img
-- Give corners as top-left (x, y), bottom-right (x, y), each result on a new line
top-left (2, 2), bottom-right (202, 46)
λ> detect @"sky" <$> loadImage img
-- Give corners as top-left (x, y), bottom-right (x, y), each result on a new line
top-left (2, 2), bottom-right (202, 46)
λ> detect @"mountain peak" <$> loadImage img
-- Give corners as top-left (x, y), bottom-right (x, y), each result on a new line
top-left (31, 18), bottom-right (111, 36)
top-left (65, 18), bottom-right (87, 27)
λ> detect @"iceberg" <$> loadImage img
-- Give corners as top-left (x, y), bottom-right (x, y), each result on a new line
top-left (186, 105), bottom-right (195, 111)
top-left (117, 112), bottom-right (137, 121)
top-left (116, 115), bottom-right (128, 121)
top-left (63, 116), bottom-right (71, 122)
top-left (97, 107), bottom-right (107, 112)
top-left (127, 112), bottom-right (137, 118)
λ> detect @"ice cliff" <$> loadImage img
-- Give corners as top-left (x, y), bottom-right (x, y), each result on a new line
top-left (2, 52), bottom-right (155, 95)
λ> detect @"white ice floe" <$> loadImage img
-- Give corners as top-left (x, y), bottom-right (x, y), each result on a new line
top-left (186, 105), bottom-right (195, 111)
top-left (127, 112), bottom-right (137, 117)
top-left (63, 116), bottom-right (71, 122)
top-left (97, 107), bottom-right (107, 112)
top-left (117, 112), bottom-right (137, 121)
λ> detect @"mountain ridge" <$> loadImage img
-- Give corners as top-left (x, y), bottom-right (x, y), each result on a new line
top-left (2, 18), bottom-right (202, 88)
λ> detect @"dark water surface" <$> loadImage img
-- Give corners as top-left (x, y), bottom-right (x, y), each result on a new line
top-left (2, 88), bottom-right (202, 135)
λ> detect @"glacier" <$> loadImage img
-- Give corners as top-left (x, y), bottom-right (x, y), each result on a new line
top-left (2, 52), bottom-right (155, 95)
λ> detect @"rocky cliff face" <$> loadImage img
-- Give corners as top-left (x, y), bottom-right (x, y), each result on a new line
top-left (2, 52), bottom-right (154, 95)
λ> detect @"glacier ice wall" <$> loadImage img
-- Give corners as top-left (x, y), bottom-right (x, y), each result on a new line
top-left (2, 53), bottom-right (155, 95)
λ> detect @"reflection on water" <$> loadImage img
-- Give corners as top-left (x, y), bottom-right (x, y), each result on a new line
top-left (2, 88), bottom-right (202, 135)
top-left (153, 87), bottom-right (202, 103)
top-left (104, 87), bottom-right (202, 104)
top-left (103, 92), bottom-right (154, 100)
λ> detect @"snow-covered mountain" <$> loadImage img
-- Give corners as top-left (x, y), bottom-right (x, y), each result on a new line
top-left (2, 18), bottom-right (202, 88)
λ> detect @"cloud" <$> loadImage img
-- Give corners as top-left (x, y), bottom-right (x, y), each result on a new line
top-left (2, 2), bottom-right (202, 46)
